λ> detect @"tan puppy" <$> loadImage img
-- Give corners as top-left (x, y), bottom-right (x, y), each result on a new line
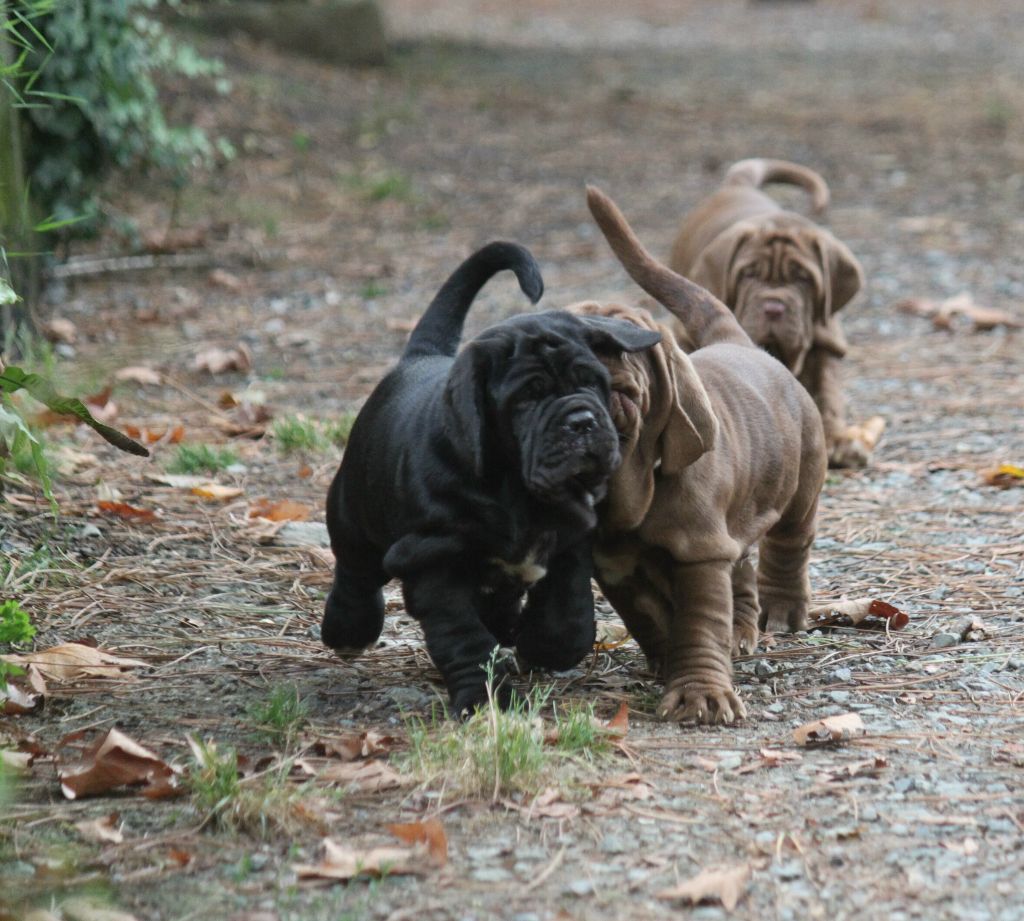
top-left (578, 186), bottom-right (827, 725)
top-left (669, 158), bottom-right (870, 468)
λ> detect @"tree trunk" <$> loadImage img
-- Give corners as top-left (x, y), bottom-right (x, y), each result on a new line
top-left (0, 28), bottom-right (40, 347)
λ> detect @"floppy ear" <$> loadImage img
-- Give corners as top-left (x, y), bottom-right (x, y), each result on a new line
top-left (815, 232), bottom-right (863, 316)
top-left (443, 343), bottom-right (491, 478)
top-left (659, 346), bottom-right (718, 476)
top-left (688, 222), bottom-right (755, 306)
top-left (577, 315), bottom-right (661, 354)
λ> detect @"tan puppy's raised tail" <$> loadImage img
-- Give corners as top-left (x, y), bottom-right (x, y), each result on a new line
top-left (586, 185), bottom-right (751, 351)
top-left (723, 158), bottom-right (830, 214)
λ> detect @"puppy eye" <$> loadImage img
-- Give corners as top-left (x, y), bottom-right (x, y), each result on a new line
top-left (519, 379), bottom-right (548, 400)
top-left (790, 265), bottom-right (811, 282)
top-left (739, 264), bottom-right (760, 280)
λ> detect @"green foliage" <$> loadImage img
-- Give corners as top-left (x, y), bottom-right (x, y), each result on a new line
top-left (0, 599), bottom-right (35, 644)
top-left (167, 443), bottom-right (237, 475)
top-left (247, 684), bottom-right (308, 749)
top-left (17, 0), bottom-right (233, 228)
top-left (325, 411), bottom-right (358, 447)
top-left (271, 415), bottom-right (326, 455)
top-left (550, 700), bottom-right (612, 759)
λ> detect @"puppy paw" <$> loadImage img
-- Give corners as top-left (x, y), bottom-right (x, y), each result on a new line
top-left (759, 598), bottom-right (808, 633)
top-left (658, 683), bottom-right (746, 725)
top-left (450, 677), bottom-right (515, 719)
top-left (320, 584), bottom-right (385, 653)
top-left (732, 621), bottom-right (759, 657)
top-left (516, 632), bottom-right (593, 672)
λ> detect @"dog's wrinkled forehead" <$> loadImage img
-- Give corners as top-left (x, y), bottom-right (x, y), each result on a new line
top-left (478, 312), bottom-right (610, 372)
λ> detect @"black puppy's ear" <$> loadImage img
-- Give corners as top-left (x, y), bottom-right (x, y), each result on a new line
top-left (578, 315), bottom-right (661, 354)
top-left (443, 342), bottom-right (491, 478)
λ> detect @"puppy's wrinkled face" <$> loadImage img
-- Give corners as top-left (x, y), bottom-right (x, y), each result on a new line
top-left (729, 230), bottom-right (821, 374)
top-left (487, 322), bottom-right (621, 518)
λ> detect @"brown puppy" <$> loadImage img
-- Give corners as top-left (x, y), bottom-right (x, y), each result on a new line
top-left (578, 186), bottom-right (827, 725)
top-left (669, 158), bottom-right (871, 468)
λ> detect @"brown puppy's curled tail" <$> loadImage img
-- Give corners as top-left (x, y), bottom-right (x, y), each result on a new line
top-left (723, 158), bottom-right (830, 214)
top-left (585, 185), bottom-right (751, 351)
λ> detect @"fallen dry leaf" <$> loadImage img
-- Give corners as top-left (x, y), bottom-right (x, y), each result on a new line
top-left (123, 423), bottom-right (184, 445)
top-left (74, 813), bottom-right (125, 844)
top-left (895, 293), bottom-right (1023, 332)
top-left (143, 225), bottom-right (207, 254)
top-left (249, 498), bottom-right (311, 522)
top-left (941, 837), bottom-right (980, 856)
top-left (96, 500), bottom-right (158, 522)
top-left (605, 701), bottom-right (630, 735)
top-left (145, 472), bottom-right (211, 489)
top-left (1, 749), bottom-right (34, 772)
top-left (114, 366), bottom-right (162, 386)
top-left (386, 818), bottom-right (448, 865)
top-left (593, 622), bottom-right (631, 650)
top-left (59, 728), bottom-right (181, 800)
top-left (315, 730), bottom-right (398, 762)
top-left (40, 317), bottom-right (78, 344)
top-left (299, 758), bottom-right (403, 793)
top-left (657, 863), bottom-right (752, 910)
top-left (208, 268), bottom-right (243, 291)
top-left (2, 643), bottom-right (147, 683)
top-left (820, 756), bottom-right (888, 783)
top-left (793, 712), bottom-right (866, 746)
top-left (293, 828), bottom-right (441, 882)
top-left (981, 463), bottom-right (1024, 489)
top-left (809, 598), bottom-right (909, 630)
top-left (844, 415), bottom-right (886, 452)
top-left (195, 344), bottom-right (253, 375)
top-left (192, 483), bottom-right (244, 501)
top-left (1, 677), bottom-right (42, 715)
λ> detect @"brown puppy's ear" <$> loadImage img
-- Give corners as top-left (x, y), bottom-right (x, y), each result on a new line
top-left (443, 343), bottom-right (491, 477)
top-left (659, 346), bottom-right (718, 476)
top-left (688, 222), bottom-right (755, 305)
top-left (816, 232), bottom-right (863, 315)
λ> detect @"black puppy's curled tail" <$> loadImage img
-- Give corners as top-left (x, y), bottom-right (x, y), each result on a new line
top-left (403, 242), bottom-right (543, 359)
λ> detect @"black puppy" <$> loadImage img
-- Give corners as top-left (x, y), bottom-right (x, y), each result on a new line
top-left (322, 242), bottom-right (660, 713)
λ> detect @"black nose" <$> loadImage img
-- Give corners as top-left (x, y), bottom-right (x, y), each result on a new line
top-left (564, 409), bottom-right (596, 435)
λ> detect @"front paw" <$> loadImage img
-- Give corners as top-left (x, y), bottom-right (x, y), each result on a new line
top-left (759, 597), bottom-right (808, 633)
top-left (320, 584), bottom-right (384, 655)
top-left (516, 625), bottom-right (594, 672)
top-left (829, 417), bottom-right (886, 469)
top-left (448, 661), bottom-right (516, 718)
top-left (658, 682), bottom-right (746, 725)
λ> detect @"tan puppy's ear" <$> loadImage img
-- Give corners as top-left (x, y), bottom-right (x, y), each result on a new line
top-left (660, 346), bottom-right (718, 476)
top-left (816, 232), bottom-right (863, 315)
top-left (688, 222), bottom-right (755, 304)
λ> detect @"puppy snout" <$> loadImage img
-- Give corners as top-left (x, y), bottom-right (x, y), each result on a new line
top-left (564, 408), bottom-right (597, 435)
top-left (762, 299), bottom-right (786, 319)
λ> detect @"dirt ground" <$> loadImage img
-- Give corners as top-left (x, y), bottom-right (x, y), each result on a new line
top-left (2, 1), bottom-right (1024, 919)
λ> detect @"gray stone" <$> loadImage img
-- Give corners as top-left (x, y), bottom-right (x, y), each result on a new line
top-left (754, 659), bottom-right (775, 678)
top-left (829, 690), bottom-right (852, 704)
top-left (277, 521), bottom-right (330, 547)
top-left (566, 879), bottom-right (594, 896)
top-left (600, 834), bottom-right (632, 854)
top-left (771, 860), bottom-right (803, 880)
top-left (930, 632), bottom-right (959, 649)
top-left (832, 667), bottom-right (853, 682)
top-left (469, 866), bottom-right (512, 883)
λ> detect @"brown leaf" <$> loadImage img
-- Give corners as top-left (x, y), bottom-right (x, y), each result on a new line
top-left (980, 463), bottom-right (1024, 489)
top-left (315, 730), bottom-right (398, 762)
top-left (167, 848), bottom-right (194, 868)
top-left (386, 818), bottom-right (448, 866)
top-left (895, 293), bottom-right (1023, 331)
top-left (1, 678), bottom-right (42, 714)
top-left (143, 226), bottom-right (207, 254)
top-left (809, 598), bottom-right (909, 630)
top-left (208, 268), bottom-right (244, 291)
top-left (249, 498), bottom-right (311, 522)
top-left (192, 483), bottom-right (244, 501)
top-left (146, 472), bottom-right (211, 489)
top-left (114, 366), bottom-right (162, 386)
top-left (74, 813), bottom-right (125, 844)
top-left (793, 712), bottom-right (866, 746)
top-left (59, 729), bottom-right (181, 800)
top-left (821, 756), bottom-right (888, 783)
top-left (593, 622), bottom-right (631, 650)
top-left (293, 837), bottom-right (427, 881)
top-left (41, 317), bottom-right (78, 344)
top-left (195, 344), bottom-right (253, 375)
top-left (2, 643), bottom-right (148, 683)
top-left (657, 863), bottom-right (752, 910)
top-left (96, 500), bottom-right (158, 522)
top-left (302, 759), bottom-right (403, 793)
top-left (605, 701), bottom-right (629, 735)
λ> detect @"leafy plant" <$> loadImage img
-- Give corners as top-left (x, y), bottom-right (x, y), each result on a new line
top-left (271, 415), bottom-right (326, 455)
top-left (0, 599), bottom-right (35, 692)
top-left (14, 0), bottom-right (233, 229)
top-left (325, 411), bottom-right (358, 447)
top-left (167, 443), bottom-right (237, 475)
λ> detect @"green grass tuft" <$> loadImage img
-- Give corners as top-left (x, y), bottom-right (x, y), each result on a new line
top-left (167, 444), bottom-right (238, 475)
top-left (247, 684), bottom-right (309, 749)
top-left (271, 415), bottom-right (326, 454)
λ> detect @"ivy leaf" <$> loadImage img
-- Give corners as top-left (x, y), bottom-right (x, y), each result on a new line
top-left (0, 366), bottom-right (148, 457)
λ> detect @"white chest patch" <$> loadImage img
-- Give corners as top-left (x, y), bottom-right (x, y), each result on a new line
top-left (491, 549), bottom-right (548, 586)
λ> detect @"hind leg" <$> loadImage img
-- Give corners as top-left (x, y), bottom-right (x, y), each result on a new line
top-left (757, 512), bottom-right (816, 634)
top-left (321, 541), bottom-right (388, 656)
top-left (731, 554), bottom-right (760, 656)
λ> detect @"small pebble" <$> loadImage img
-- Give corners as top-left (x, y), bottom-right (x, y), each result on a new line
top-left (566, 879), bottom-right (594, 897)
top-left (930, 632), bottom-right (959, 649)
